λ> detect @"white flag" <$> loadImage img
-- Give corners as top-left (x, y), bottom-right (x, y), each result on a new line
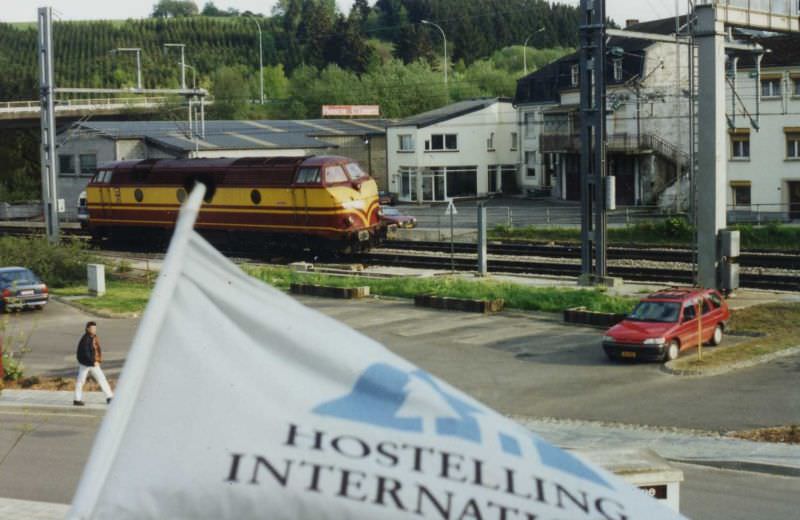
top-left (68, 185), bottom-right (684, 520)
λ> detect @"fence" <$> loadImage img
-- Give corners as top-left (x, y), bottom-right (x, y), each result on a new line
top-left (411, 204), bottom-right (688, 235)
top-left (727, 203), bottom-right (799, 224)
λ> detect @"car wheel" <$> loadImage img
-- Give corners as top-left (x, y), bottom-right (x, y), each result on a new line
top-left (710, 324), bottom-right (723, 346)
top-left (605, 351), bottom-right (618, 362)
top-left (663, 340), bottom-right (680, 363)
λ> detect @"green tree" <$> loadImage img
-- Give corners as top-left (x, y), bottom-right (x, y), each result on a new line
top-left (263, 64), bottom-right (290, 99)
top-left (151, 0), bottom-right (199, 17)
top-left (209, 66), bottom-right (252, 119)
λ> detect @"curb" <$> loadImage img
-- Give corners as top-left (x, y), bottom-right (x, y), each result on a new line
top-left (661, 345), bottom-right (800, 377)
top-left (51, 295), bottom-right (140, 319)
top-left (669, 458), bottom-right (800, 478)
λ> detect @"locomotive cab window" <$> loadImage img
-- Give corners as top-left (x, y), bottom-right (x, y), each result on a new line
top-left (345, 163), bottom-right (367, 180)
top-left (325, 165), bottom-right (348, 184)
top-left (295, 167), bottom-right (321, 184)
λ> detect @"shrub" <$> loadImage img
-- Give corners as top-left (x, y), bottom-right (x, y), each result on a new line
top-left (0, 236), bottom-right (95, 287)
top-left (1, 352), bottom-right (24, 382)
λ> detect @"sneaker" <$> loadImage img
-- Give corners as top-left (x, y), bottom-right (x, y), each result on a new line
top-left (106, 397), bottom-right (112, 404)
top-left (73, 400), bottom-right (85, 406)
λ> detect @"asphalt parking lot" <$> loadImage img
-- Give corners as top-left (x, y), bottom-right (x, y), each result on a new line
top-left (2, 298), bottom-right (799, 518)
top-left (6, 297), bottom-right (798, 432)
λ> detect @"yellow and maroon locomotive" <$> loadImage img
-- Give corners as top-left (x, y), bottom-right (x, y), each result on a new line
top-left (85, 155), bottom-right (383, 252)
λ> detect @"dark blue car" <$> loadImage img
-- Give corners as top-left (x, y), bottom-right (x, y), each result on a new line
top-left (0, 267), bottom-right (49, 312)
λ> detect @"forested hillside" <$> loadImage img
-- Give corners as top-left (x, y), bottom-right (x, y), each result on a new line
top-left (0, 0), bottom-right (578, 105)
top-left (0, 0), bottom-right (577, 199)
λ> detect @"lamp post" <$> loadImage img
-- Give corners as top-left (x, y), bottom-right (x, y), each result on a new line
top-left (111, 47), bottom-right (142, 89)
top-left (523, 28), bottom-right (545, 75)
top-left (421, 20), bottom-right (447, 88)
top-left (246, 16), bottom-right (265, 104)
top-left (164, 43), bottom-right (186, 89)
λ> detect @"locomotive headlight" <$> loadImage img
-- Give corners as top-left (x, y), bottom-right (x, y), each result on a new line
top-left (344, 216), bottom-right (355, 227)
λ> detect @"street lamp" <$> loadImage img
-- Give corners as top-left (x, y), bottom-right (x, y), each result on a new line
top-left (110, 47), bottom-right (142, 89)
top-left (523, 28), bottom-right (545, 75)
top-left (164, 43), bottom-right (186, 89)
top-left (246, 16), bottom-right (265, 104)
top-left (421, 20), bottom-right (447, 88)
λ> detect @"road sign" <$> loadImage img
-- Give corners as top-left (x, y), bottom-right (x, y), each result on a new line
top-left (444, 199), bottom-right (458, 216)
top-left (57, 198), bottom-right (65, 213)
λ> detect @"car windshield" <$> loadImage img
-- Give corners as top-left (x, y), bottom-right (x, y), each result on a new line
top-left (382, 208), bottom-right (401, 216)
top-left (627, 301), bottom-right (680, 323)
top-left (0, 269), bottom-right (39, 285)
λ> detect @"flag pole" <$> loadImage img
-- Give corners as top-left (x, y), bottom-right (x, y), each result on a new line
top-left (68, 184), bottom-right (206, 518)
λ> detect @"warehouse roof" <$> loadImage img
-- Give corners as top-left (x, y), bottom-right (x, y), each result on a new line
top-left (70, 118), bottom-right (392, 153)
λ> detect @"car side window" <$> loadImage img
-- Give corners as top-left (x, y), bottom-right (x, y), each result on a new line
top-left (702, 297), bottom-right (714, 313)
top-left (295, 167), bottom-right (321, 185)
top-left (683, 305), bottom-right (696, 322)
top-left (708, 292), bottom-right (723, 309)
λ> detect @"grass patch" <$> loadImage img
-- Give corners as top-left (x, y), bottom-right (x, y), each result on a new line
top-left (247, 266), bottom-right (637, 314)
top-left (54, 266), bottom-right (638, 316)
top-left (669, 302), bottom-right (800, 371)
top-left (491, 220), bottom-right (800, 251)
top-left (729, 425), bottom-right (800, 444)
top-left (54, 280), bottom-right (154, 315)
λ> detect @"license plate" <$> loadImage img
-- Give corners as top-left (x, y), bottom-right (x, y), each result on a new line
top-left (621, 351), bottom-right (636, 358)
top-left (20, 290), bottom-right (34, 296)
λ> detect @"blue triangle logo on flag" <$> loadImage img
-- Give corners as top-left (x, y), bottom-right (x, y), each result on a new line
top-left (313, 363), bottom-right (609, 487)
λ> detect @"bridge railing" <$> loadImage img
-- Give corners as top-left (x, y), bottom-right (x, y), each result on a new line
top-left (697, 0), bottom-right (798, 16)
top-left (0, 96), bottom-right (171, 114)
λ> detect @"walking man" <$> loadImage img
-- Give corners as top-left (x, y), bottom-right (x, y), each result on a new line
top-left (74, 321), bottom-right (114, 406)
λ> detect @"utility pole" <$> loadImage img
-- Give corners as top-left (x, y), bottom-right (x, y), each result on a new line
top-left (523, 28), bottom-right (545, 75)
top-left (112, 48), bottom-right (143, 89)
top-left (246, 17), bottom-right (265, 104)
top-left (695, 4), bottom-right (727, 289)
top-left (422, 20), bottom-right (448, 89)
top-left (38, 6), bottom-right (59, 243)
top-left (578, 0), bottom-right (611, 285)
top-left (164, 43), bottom-right (186, 89)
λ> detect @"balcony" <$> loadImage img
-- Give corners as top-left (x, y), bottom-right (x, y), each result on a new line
top-left (698, 0), bottom-right (799, 32)
top-left (539, 133), bottom-right (689, 168)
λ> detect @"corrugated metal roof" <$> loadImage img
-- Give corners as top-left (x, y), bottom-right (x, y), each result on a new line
top-left (73, 118), bottom-right (393, 152)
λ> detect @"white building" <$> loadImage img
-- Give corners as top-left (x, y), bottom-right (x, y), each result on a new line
top-left (515, 18), bottom-right (691, 206)
top-left (386, 98), bottom-right (520, 203)
top-left (514, 16), bottom-right (800, 221)
top-left (727, 34), bottom-right (800, 222)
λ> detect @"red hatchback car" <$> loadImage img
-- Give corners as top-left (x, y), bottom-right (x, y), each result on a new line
top-left (602, 288), bottom-right (730, 362)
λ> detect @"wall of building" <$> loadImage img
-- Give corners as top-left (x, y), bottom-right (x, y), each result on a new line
top-left (318, 135), bottom-right (389, 190)
top-left (727, 66), bottom-right (800, 214)
top-left (387, 102), bottom-right (519, 202)
top-left (56, 135), bottom-right (116, 220)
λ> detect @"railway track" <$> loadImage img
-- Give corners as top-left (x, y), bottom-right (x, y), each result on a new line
top-left (359, 251), bottom-right (800, 292)
top-left (3, 224), bottom-right (798, 291)
top-left (382, 240), bottom-right (800, 270)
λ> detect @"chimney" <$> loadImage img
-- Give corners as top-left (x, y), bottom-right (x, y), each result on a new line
top-left (626, 19), bottom-right (640, 28)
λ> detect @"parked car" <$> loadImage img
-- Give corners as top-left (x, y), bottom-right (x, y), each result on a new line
top-left (381, 207), bottom-right (417, 229)
top-left (602, 288), bottom-right (730, 362)
top-left (0, 267), bottom-right (49, 312)
top-left (379, 191), bottom-right (398, 206)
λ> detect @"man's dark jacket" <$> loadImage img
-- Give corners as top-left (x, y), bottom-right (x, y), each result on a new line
top-left (76, 333), bottom-right (95, 366)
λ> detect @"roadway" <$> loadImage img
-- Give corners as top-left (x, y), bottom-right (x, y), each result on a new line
top-left (5, 297), bottom-right (799, 431)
